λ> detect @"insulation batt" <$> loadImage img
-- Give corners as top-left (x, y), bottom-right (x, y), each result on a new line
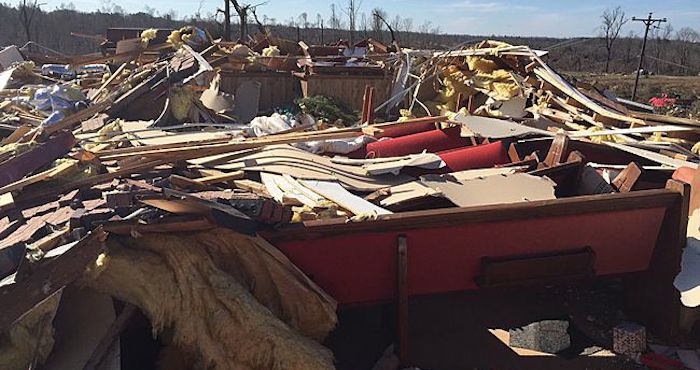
top-left (0, 294), bottom-right (60, 370)
top-left (83, 229), bottom-right (337, 370)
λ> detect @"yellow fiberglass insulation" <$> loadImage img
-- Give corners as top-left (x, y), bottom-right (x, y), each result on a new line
top-left (0, 294), bottom-right (60, 370)
top-left (84, 229), bottom-right (337, 370)
top-left (170, 86), bottom-right (194, 122)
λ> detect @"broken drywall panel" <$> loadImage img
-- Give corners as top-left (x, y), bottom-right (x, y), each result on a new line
top-left (454, 113), bottom-right (551, 139)
top-left (419, 172), bottom-right (556, 208)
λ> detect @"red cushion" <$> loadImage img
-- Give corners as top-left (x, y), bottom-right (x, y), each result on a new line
top-left (366, 126), bottom-right (471, 158)
top-left (438, 141), bottom-right (510, 172)
top-left (378, 122), bottom-right (437, 138)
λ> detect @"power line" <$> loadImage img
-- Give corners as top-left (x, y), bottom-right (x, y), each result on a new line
top-left (644, 55), bottom-right (693, 71)
top-left (546, 38), bottom-right (593, 51)
top-left (631, 12), bottom-right (667, 100)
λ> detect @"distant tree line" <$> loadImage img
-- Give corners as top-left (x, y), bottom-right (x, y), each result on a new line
top-left (1, 2), bottom-right (699, 76)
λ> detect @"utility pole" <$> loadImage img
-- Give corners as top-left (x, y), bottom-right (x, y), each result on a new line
top-left (631, 12), bottom-right (666, 101)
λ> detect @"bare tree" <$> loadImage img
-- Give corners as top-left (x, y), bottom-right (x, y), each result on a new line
top-left (402, 17), bottom-right (413, 45)
top-left (298, 12), bottom-right (308, 29)
top-left (373, 9), bottom-right (396, 44)
top-left (419, 20), bottom-right (432, 34)
top-left (676, 27), bottom-right (699, 74)
top-left (18, 0), bottom-right (43, 42)
top-left (227, 0), bottom-right (266, 43)
top-left (370, 7), bottom-right (385, 38)
top-left (652, 23), bottom-right (673, 74)
top-left (360, 12), bottom-right (368, 38)
top-left (623, 30), bottom-right (637, 67)
top-left (329, 3), bottom-right (341, 29)
top-left (391, 15), bottom-right (401, 35)
top-left (250, 7), bottom-right (268, 36)
top-left (599, 6), bottom-right (628, 73)
top-left (342, 0), bottom-right (362, 44)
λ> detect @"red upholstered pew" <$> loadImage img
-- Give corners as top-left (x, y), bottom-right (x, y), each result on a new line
top-left (264, 181), bottom-right (690, 340)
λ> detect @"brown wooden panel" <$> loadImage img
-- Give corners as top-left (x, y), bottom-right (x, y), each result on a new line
top-left (298, 73), bottom-right (392, 112)
top-left (219, 71), bottom-right (301, 112)
top-left (476, 247), bottom-right (595, 287)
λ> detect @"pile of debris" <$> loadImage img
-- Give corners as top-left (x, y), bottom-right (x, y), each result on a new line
top-left (1, 33), bottom-right (700, 370)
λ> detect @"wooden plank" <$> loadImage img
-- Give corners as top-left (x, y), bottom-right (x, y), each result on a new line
top-left (16, 159), bottom-right (166, 205)
top-left (194, 170), bottom-right (245, 185)
top-left (139, 191), bottom-right (258, 234)
top-left (300, 180), bottom-right (392, 216)
top-left (605, 142), bottom-right (698, 169)
top-left (630, 111), bottom-right (700, 127)
top-left (232, 179), bottom-right (270, 197)
top-left (0, 125), bottom-right (31, 145)
top-left (532, 66), bottom-right (644, 125)
top-left (0, 160), bottom-right (77, 196)
top-left (569, 125), bottom-right (697, 138)
top-left (103, 217), bottom-right (214, 235)
top-left (264, 188), bottom-right (680, 242)
top-left (0, 131), bottom-right (76, 188)
top-left (43, 100), bottom-right (111, 135)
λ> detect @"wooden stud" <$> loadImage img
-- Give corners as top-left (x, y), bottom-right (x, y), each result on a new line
top-left (507, 143), bottom-right (522, 162)
top-left (543, 133), bottom-right (570, 168)
top-left (361, 85), bottom-right (375, 124)
top-left (455, 92), bottom-right (465, 111)
top-left (612, 162), bottom-right (643, 193)
top-left (467, 94), bottom-right (475, 114)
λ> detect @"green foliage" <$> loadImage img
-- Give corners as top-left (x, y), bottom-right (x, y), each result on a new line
top-left (295, 95), bottom-right (358, 126)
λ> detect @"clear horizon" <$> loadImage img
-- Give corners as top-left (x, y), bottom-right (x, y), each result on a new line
top-left (36, 0), bottom-right (698, 38)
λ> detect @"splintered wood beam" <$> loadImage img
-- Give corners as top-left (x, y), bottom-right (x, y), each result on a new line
top-left (361, 85), bottom-right (375, 124)
top-left (0, 228), bottom-right (107, 332)
top-left (612, 162), bottom-right (643, 193)
top-left (508, 143), bottom-right (522, 162)
top-left (543, 133), bottom-right (570, 167)
top-left (233, 179), bottom-right (270, 197)
top-left (169, 174), bottom-right (211, 191)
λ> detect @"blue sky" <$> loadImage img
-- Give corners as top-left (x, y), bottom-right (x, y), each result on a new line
top-left (46, 0), bottom-right (699, 37)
